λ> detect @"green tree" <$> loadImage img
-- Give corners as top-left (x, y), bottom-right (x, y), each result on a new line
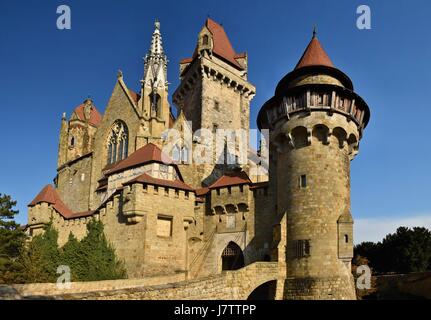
top-left (61, 232), bottom-right (85, 281)
top-left (19, 222), bottom-right (61, 283)
top-left (77, 219), bottom-right (127, 281)
top-left (355, 227), bottom-right (431, 274)
top-left (0, 194), bottom-right (26, 284)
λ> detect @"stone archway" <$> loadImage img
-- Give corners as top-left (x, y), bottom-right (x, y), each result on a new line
top-left (221, 241), bottom-right (245, 271)
top-left (247, 280), bottom-right (277, 300)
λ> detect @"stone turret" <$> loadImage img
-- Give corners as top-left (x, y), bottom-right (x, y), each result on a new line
top-left (172, 18), bottom-right (256, 186)
top-left (257, 31), bottom-right (370, 300)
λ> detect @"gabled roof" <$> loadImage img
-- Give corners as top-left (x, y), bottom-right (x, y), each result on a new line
top-left (73, 103), bottom-right (102, 127)
top-left (108, 143), bottom-right (173, 175)
top-left (181, 18), bottom-right (245, 70)
top-left (28, 185), bottom-right (94, 219)
top-left (123, 173), bottom-right (194, 191)
top-left (295, 35), bottom-right (334, 70)
top-left (208, 171), bottom-right (251, 189)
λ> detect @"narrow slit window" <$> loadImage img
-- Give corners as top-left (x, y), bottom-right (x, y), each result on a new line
top-left (300, 175), bottom-right (307, 188)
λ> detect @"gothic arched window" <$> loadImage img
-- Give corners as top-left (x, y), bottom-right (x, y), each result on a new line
top-left (181, 146), bottom-right (189, 164)
top-left (107, 120), bottom-right (129, 165)
top-left (149, 92), bottom-right (161, 118)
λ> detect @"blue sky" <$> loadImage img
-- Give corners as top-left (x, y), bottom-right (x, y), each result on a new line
top-left (0, 0), bottom-right (430, 242)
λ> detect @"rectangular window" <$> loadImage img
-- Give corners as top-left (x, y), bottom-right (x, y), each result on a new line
top-left (214, 100), bottom-right (220, 111)
top-left (300, 175), bottom-right (307, 188)
top-left (157, 216), bottom-right (173, 238)
top-left (294, 240), bottom-right (311, 258)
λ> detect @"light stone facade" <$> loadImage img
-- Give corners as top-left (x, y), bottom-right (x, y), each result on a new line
top-left (25, 20), bottom-right (371, 300)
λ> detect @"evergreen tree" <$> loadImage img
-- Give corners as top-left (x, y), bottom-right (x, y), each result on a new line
top-left (0, 194), bottom-right (26, 284)
top-left (19, 222), bottom-right (61, 283)
top-left (61, 232), bottom-right (85, 281)
top-left (355, 226), bottom-right (431, 274)
top-left (78, 219), bottom-right (127, 281)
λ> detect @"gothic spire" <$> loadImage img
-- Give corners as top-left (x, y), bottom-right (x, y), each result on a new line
top-left (143, 19), bottom-right (168, 87)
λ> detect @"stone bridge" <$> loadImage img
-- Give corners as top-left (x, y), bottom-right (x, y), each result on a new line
top-left (0, 262), bottom-right (281, 300)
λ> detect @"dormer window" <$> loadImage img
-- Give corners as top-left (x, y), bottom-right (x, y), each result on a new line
top-left (202, 34), bottom-right (209, 46)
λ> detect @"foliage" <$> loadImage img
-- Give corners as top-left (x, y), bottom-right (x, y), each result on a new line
top-left (62, 219), bottom-right (127, 281)
top-left (0, 194), bottom-right (26, 284)
top-left (355, 227), bottom-right (431, 274)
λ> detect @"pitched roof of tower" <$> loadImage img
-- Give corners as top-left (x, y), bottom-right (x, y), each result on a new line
top-left (108, 143), bottom-right (173, 175)
top-left (295, 34), bottom-right (334, 70)
top-left (180, 18), bottom-right (244, 70)
top-left (28, 184), bottom-right (93, 219)
top-left (123, 173), bottom-right (194, 191)
top-left (208, 171), bottom-right (251, 189)
top-left (73, 102), bottom-right (102, 127)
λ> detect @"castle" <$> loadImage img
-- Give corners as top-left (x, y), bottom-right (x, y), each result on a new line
top-left (26, 19), bottom-right (370, 300)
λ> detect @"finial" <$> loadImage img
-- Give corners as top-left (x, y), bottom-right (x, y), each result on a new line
top-left (312, 25), bottom-right (317, 38)
top-left (62, 112), bottom-right (66, 120)
top-left (154, 19), bottom-right (160, 30)
top-left (117, 69), bottom-right (123, 78)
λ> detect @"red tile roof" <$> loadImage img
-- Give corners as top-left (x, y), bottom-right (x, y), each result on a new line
top-left (181, 18), bottom-right (244, 70)
top-left (73, 103), bottom-right (102, 127)
top-left (123, 173), bottom-right (194, 191)
top-left (28, 185), bottom-right (93, 219)
top-left (295, 36), bottom-right (334, 70)
top-left (108, 143), bottom-right (173, 175)
top-left (196, 187), bottom-right (210, 196)
top-left (208, 171), bottom-right (251, 189)
top-left (128, 89), bottom-right (141, 104)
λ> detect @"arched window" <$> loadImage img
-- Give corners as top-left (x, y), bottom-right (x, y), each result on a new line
top-left (172, 144), bottom-right (181, 162)
top-left (149, 92), bottom-right (161, 118)
top-left (70, 136), bottom-right (75, 147)
top-left (344, 234), bottom-right (349, 243)
top-left (107, 120), bottom-right (129, 165)
top-left (181, 146), bottom-right (189, 164)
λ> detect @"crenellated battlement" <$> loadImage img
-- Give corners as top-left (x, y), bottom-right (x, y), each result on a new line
top-left (258, 84), bottom-right (369, 136)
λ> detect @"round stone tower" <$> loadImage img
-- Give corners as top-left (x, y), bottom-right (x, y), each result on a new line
top-left (257, 32), bottom-right (370, 300)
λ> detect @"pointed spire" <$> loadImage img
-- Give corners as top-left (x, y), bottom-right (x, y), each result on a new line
top-left (295, 30), bottom-right (334, 70)
top-left (143, 19), bottom-right (168, 86)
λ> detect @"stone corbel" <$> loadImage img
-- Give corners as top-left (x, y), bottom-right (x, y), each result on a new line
top-left (123, 210), bottom-right (146, 224)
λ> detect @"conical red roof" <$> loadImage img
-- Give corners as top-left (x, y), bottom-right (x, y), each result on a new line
top-left (295, 36), bottom-right (334, 70)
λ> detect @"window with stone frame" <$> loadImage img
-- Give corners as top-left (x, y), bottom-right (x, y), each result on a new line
top-left (157, 215), bottom-right (173, 238)
top-left (107, 120), bottom-right (129, 165)
top-left (294, 239), bottom-right (311, 258)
